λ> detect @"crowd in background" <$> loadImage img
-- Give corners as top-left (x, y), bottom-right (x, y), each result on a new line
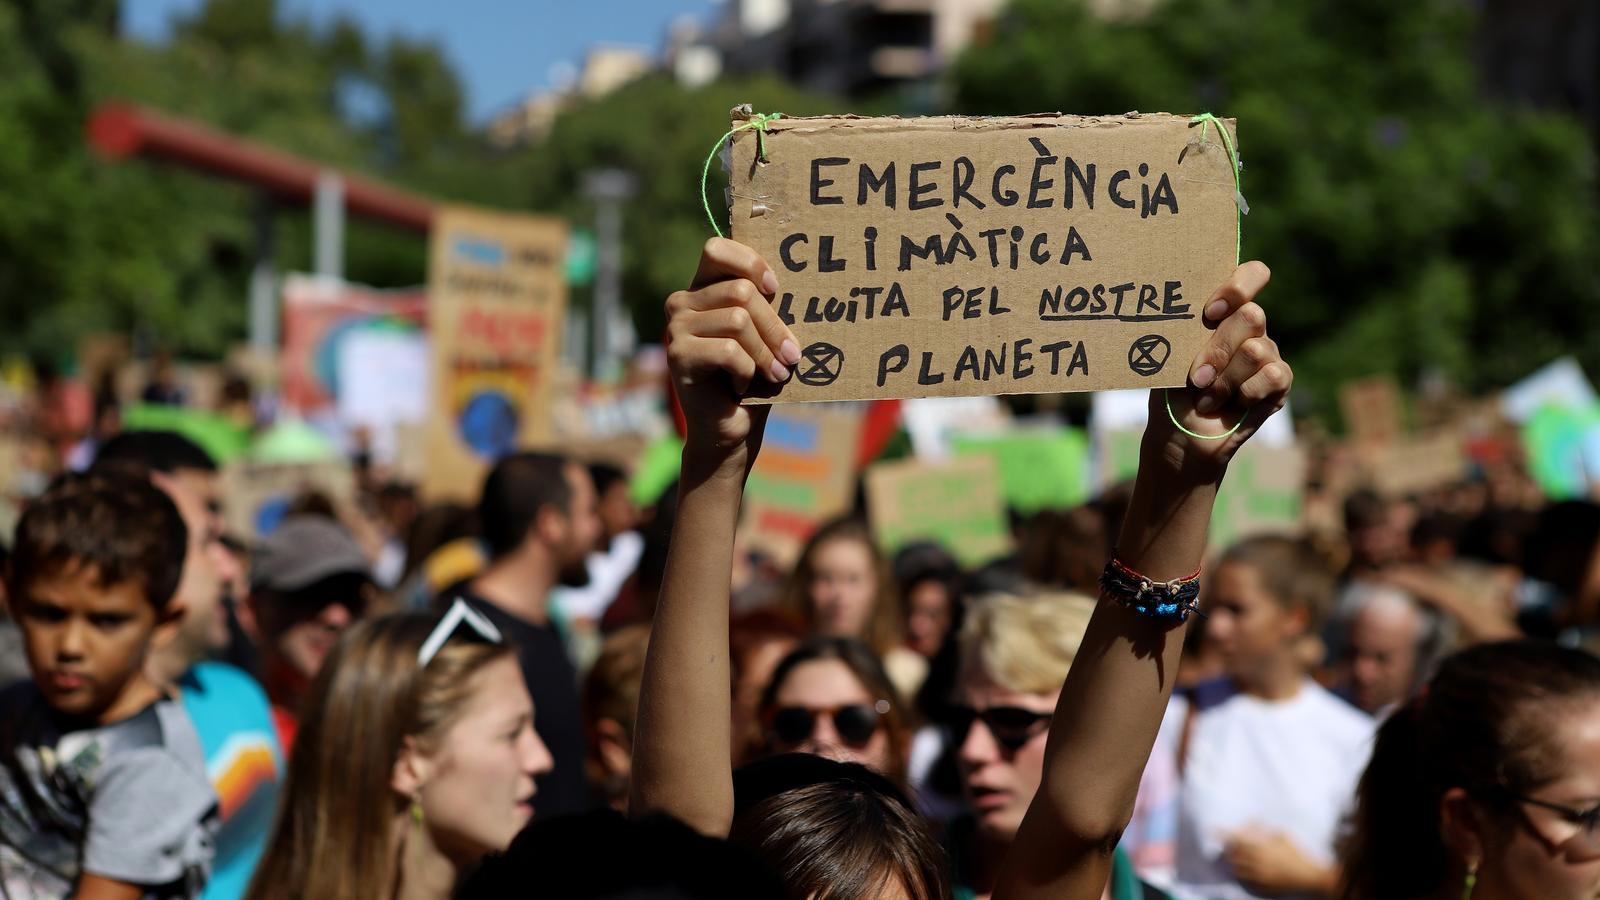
top-left (2, 267), bottom-right (1600, 900)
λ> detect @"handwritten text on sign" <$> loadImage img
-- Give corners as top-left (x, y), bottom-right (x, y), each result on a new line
top-left (731, 113), bottom-right (1239, 403)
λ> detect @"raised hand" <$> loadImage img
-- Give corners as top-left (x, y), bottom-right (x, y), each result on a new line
top-left (1145, 261), bottom-right (1292, 472)
top-left (665, 238), bottom-right (800, 459)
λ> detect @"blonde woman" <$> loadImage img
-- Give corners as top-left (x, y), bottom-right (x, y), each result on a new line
top-left (247, 601), bottom-right (553, 900)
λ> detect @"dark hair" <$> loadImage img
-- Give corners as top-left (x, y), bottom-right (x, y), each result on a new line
top-left (1017, 506), bottom-right (1108, 594)
top-left (8, 470), bottom-right (188, 610)
top-left (1340, 641), bottom-right (1600, 900)
top-left (891, 542), bottom-right (962, 602)
top-left (756, 637), bottom-right (911, 785)
top-left (461, 809), bottom-right (784, 899)
top-left (94, 430), bottom-right (218, 474)
top-left (732, 754), bottom-right (948, 900)
top-left (1219, 535), bottom-right (1336, 632)
top-left (478, 452), bottom-right (573, 559)
top-left (1343, 489), bottom-right (1390, 533)
top-left (588, 462), bottom-right (628, 498)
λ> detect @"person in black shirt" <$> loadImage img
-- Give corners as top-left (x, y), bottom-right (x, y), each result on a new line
top-left (453, 452), bottom-right (602, 817)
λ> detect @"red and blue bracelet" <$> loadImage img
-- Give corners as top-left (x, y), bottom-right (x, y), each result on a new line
top-left (1099, 555), bottom-right (1204, 623)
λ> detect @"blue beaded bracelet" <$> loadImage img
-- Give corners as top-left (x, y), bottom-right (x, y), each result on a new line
top-left (1100, 556), bottom-right (1204, 623)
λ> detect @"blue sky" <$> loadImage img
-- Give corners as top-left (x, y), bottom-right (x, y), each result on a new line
top-left (123, 0), bottom-right (722, 123)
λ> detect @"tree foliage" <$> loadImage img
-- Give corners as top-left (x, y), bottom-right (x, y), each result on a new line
top-left (950, 0), bottom-right (1600, 408)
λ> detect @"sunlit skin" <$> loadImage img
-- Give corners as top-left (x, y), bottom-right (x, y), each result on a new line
top-left (556, 464), bottom-right (604, 586)
top-left (151, 472), bottom-right (230, 664)
top-left (1461, 703), bottom-right (1600, 900)
top-left (807, 538), bottom-right (878, 640)
top-left (770, 658), bottom-right (893, 774)
top-left (411, 656), bottom-right (554, 864)
top-left (16, 566), bottom-right (175, 724)
top-left (1202, 561), bottom-right (1307, 699)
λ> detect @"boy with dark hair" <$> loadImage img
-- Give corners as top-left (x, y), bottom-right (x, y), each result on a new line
top-left (0, 470), bottom-right (217, 898)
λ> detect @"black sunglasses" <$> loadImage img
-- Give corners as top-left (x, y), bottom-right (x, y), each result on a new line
top-left (769, 704), bottom-right (884, 748)
top-left (948, 704), bottom-right (1053, 752)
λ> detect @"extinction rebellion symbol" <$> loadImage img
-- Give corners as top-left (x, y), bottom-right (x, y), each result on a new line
top-left (1128, 335), bottom-right (1171, 377)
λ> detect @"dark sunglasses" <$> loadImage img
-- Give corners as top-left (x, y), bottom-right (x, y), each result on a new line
top-left (948, 705), bottom-right (1053, 752)
top-left (769, 704), bottom-right (884, 748)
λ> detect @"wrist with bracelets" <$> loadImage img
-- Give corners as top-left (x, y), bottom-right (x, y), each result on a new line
top-left (1099, 554), bottom-right (1204, 623)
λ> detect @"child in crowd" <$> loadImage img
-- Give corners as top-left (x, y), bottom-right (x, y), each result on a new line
top-left (0, 470), bottom-right (218, 899)
top-left (1172, 536), bottom-right (1375, 899)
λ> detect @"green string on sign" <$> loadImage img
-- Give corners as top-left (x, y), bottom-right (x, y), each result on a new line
top-left (700, 112), bottom-right (782, 239)
top-left (1164, 112), bottom-right (1248, 443)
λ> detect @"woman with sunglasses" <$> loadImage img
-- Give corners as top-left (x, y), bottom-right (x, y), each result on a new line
top-left (633, 237), bottom-right (1290, 899)
top-left (950, 590), bottom-right (1171, 900)
top-left (247, 601), bottom-right (553, 900)
top-left (755, 637), bottom-right (912, 784)
top-left (1342, 640), bottom-right (1600, 900)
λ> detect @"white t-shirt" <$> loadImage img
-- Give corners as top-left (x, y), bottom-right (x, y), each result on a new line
top-left (1171, 681), bottom-right (1375, 900)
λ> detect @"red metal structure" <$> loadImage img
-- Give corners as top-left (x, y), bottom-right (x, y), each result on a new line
top-left (87, 102), bottom-right (435, 231)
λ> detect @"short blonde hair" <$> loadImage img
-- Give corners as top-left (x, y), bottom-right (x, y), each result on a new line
top-left (959, 590), bottom-right (1097, 695)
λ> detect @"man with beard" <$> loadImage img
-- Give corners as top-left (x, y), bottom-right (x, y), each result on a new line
top-left (455, 451), bottom-right (603, 817)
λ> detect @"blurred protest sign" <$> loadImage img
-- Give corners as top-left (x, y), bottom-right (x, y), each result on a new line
top-left (949, 427), bottom-right (1089, 514)
top-left (123, 404), bottom-right (251, 464)
top-left (728, 112), bottom-right (1240, 403)
top-left (902, 396), bottom-right (1008, 459)
top-left (1338, 376), bottom-right (1404, 446)
top-left (1209, 442), bottom-right (1305, 549)
top-left (1522, 404), bottom-right (1600, 500)
top-left (222, 459), bottom-right (355, 540)
top-left (1502, 357), bottom-right (1599, 424)
top-left (425, 206), bottom-right (567, 500)
top-left (1089, 388), bottom-right (1295, 490)
top-left (866, 455), bottom-right (1012, 567)
top-left (742, 404), bottom-right (862, 565)
top-left (630, 435), bottom-right (685, 508)
top-left (1360, 431), bottom-right (1469, 497)
top-left (280, 274), bottom-right (428, 418)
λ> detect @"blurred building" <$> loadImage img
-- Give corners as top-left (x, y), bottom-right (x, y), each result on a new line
top-left (488, 46), bottom-right (653, 148)
top-left (669, 0), bottom-right (1010, 98)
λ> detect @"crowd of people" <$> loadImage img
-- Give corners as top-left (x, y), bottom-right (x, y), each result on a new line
top-left (1, 239), bottom-right (1598, 899)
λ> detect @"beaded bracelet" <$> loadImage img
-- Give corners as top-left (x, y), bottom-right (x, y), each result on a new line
top-left (1099, 555), bottom-right (1204, 622)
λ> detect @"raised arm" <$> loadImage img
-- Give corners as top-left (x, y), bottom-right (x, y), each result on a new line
top-left (629, 239), bottom-right (800, 836)
top-left (995, 262), bottom-right (1290, 900)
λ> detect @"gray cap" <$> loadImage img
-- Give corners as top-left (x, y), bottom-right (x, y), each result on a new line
top-left (251, 515), bottom-right (371, 594)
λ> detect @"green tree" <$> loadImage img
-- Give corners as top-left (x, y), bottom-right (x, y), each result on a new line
top-left (951, 0), bottom-right (1600, 411)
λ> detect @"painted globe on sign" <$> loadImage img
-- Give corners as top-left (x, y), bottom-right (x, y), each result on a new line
top-left (458, 390), bottom-right (520, 460)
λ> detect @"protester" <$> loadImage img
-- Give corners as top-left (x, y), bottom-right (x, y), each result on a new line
top-left (582, 623), bottom-right (651, 811)
top-left (1331, 582), bottom-right (1451, 717)
top-left (552, 462), bottom-right (647, 670)
top-left (752, 636), bottom-right (911, 783)
top-left (0, 470), bottom-right (217, 898)
top-left (950, 590), bottom-right (1173, 899)
top-left (92, 433), bottom-right (282, 900)
top-left (631, 238), bottom-right (1290, 899)
top-left (893, 542), bottom-right (965, 661)
top-left (454, 450), bottom-right (602, 817)
top-left (1172, 536), bottom-right (1375, 899)
top-left (781, 516), bottom-right (927, 700)
top-left (729, 609), bottom-right (806, 764)
top-left (1342, 641), bottom-right (1600, 900)
top-left (244, 514), bottom-right (374, 750)
top-left (247, 602), bottom-right (553, 900)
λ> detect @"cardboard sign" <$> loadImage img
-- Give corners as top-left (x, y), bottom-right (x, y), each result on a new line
top-left (1338, 377), bottom-right (1404, 446)
top-left (1208, 443), bottom-right (1305, 550)
top-left (425, 206), bottom-right (568, 501)
top-left (222, 459), bottom-right (356, 541)
top-left (728, 112), bottom-right (1239, 403)
top-left (865, 455), bottom-right (1013, 567)
top-left (949, 427), bottom-right (1090, 514)
top-left (280, 274), bottom-right (428, 418)
top-left (741, 404), bottom-right (863, 566)
top-left (1361, 432), bottom-right (1469, 498)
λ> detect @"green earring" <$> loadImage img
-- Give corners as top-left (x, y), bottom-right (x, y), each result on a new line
top-left (1461, 860), bottom-right (1478, 900)
top-left (410, 800), bottom-right (424, 826)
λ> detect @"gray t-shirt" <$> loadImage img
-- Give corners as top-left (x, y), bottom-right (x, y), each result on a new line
top-left (0, 683), bottom-right (218, 899)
